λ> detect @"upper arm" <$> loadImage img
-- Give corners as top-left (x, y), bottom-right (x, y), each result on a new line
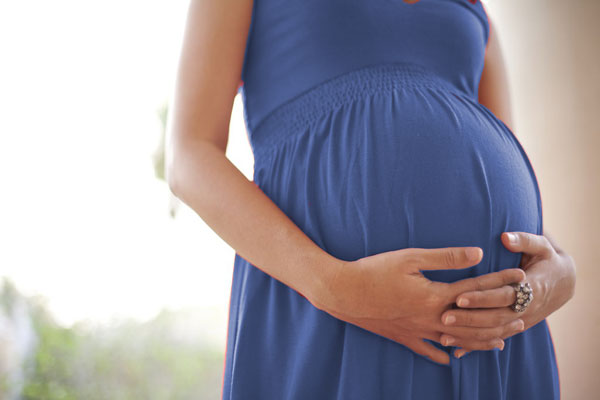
top-left (478, 14), bottom-right (515, 132)
top-left (166, 0), bottom-right (253, 158)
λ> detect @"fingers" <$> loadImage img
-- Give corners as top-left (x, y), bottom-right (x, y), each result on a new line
top-left (406, 338), bottom-right (450, 365)
top-left (447, 268), bottom-right (525, 301)
top-left (438, 319), bottom-right (525, 351)
top-left (455, 285), bottom-right (516, 308)
top-left (502, 232), bottom-right (554, 258)
top-left (442, 335), bottom-right (505, 351)
top-left (405, 247), bottom-right (483, 271)
top-left (441, 308), bottom-right (522, 328)
top-left (454, 348), bottom-right (470, 359)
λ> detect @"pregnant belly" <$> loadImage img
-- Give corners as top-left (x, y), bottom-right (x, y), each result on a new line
top-left (251, 70), bottom-right (542, 283)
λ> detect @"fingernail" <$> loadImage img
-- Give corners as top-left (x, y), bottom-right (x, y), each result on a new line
top-left (495, 340), bottom-right (505, 351)
top-left (506, 233), bottom-right (517, 244)
top-left (457, 298), bottom-right (469, 307)
top-left (455, 350), bottom-right (465, 358)
top-left (444, 336), bottom-right (455, 346)
top-left (465, 247), bottom-right (481, 260)
top-left (516, 319), bottom-right (525, 331)
top-left (444, 315), bottom-right (456, 325)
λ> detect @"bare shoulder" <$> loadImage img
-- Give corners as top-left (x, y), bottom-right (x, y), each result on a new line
top-left (167, 0), bottom-right (254, 152)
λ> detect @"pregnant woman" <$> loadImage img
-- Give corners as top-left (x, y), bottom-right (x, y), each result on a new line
top-left (166, 0), bottom-right (576, 399)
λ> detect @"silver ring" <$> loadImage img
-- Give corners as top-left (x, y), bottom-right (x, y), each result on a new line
top-left (511, 282), bottom-right (533, 312)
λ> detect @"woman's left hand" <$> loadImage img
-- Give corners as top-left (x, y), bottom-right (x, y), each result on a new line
top-left (438, 231), bottom-right (576, 358)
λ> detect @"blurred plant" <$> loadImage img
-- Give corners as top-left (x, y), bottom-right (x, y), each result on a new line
top-left (0, 277), bottom-right (38, 400)
top-left (1, 277), bottom-right (224, 400)
top-left (152, 101), bottom-right (181, 219)
top-left (152, 102), bottom-right (169, 183)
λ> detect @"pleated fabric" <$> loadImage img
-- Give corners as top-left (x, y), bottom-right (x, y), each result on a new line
top-left (222, 1), bottom-right (560, 399)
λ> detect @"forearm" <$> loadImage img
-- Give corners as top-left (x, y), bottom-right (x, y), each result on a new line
top-left (167, 137), bottom-right (341, 308)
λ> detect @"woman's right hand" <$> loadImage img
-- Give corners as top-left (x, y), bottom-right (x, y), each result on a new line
top-left (315, 246), bottom-right (526, 365)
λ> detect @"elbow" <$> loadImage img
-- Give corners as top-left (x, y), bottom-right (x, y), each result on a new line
top-left (165, 141), bottom-right (182, 196)
top-left (164, 133), bottom-right (223, 197)
top-left (166, 153), bottom-right (186, 198)
top-left (164, 128), bottom-right (189, 197)
top-left (166, 165), bottom-right (180, 197)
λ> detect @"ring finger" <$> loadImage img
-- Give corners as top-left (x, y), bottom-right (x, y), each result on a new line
top-left (441, 307), bottom-right (523, 328)
top-left (439, 318), bottom-right (525, 347)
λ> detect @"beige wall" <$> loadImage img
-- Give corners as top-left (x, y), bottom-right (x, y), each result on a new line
top-left (484, 1), bottom-right (600, 398)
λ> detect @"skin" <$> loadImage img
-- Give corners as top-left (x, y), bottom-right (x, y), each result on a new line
top-left (442, 13), bottom-right (577, 359)
top-left (166, 0), bottom-right (576, 367)
top-left (445, 232), bottom-right (576, 358)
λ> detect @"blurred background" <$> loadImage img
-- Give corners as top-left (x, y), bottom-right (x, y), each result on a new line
top-left (0, 0), bottom-right (597, 399)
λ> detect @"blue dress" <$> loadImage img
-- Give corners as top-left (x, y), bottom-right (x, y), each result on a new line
top-left (222, 1), bottom-right (561, 399)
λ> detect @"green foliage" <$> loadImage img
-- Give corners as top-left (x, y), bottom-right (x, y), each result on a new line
top-left (22, 304), bottom-right (79, 400)
top-left (153, 102), bottom-right (169, 183)
top-left (1, 277), bottom-right (224, 400)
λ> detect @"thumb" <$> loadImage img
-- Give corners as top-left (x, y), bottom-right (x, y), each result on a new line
top-left (502, 232), bottom-right (553, 258)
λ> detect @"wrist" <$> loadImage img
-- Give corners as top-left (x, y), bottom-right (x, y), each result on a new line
top-left (527, 252), bottom-right (576, 318)
top-left (547, 253), bottom-right (577, 309)
top-left (529, 269), bottom-right (550, 316)
top-left (555, 253), bottom-right (577, 305)
top-left (307, 254), bottom-right (347, 313)
top-left (562, 254), bottom-right (577, 301)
